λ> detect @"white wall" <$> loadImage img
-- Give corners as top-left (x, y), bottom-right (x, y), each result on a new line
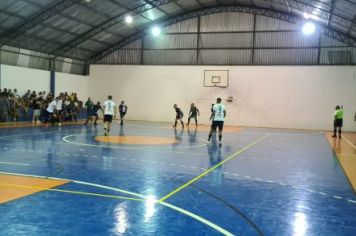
top-left (89, 65), bottom-right (356, 131)
top-left (0, 64), bottom-right (50, 95)
top-left (56, 72), bottom-right (89, 102)
top-left (0, 64), bottom-right (89, 100)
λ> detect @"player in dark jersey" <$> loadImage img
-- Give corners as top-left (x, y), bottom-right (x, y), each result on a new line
top-left (84, 97), bottom-right (94, 125)
top-left (92, 102), bottom-right (102, 126)
top-left (173, 104), bottom-right (184, 128)
top-left (119, 100), bottom-right (128, 126)
top-left (187, 103), bottom-right (200, 126)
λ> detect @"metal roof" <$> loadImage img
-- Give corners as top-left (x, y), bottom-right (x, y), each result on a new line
top-left (0, 0), bottom-right (355, 66)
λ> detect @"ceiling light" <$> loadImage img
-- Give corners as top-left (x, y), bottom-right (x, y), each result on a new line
top-left (151, 26), bottom-right (161, 36)
top-left (125, 15), bottom-right (133, 24)
top-left (302, 22), bottom-right (316, 35)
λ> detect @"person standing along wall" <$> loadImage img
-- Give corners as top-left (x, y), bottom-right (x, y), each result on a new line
top-left (332, 105), bottom-right (343, 138)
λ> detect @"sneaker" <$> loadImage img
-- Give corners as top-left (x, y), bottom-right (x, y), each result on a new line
top-left (331, 135), bottom-right (336, 138)
top-left (58, 123), bottom-right (62, 127)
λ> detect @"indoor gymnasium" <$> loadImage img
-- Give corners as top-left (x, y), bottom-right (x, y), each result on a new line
top-left (1, 0), bottom-right (356, 235)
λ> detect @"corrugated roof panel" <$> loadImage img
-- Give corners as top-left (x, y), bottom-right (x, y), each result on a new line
top-left (200, 33), bottom-right (253, 48)
top-left (6, 1), bottom-right (40, 18)
top-left (175, 0), bottom-right (201, 9)
top-left (255, 32), bottom-right (319, 48)
top-left (320, 34), bottom-right (349, 47)
top-left (0, 0), bottom-right (17, 9)
top-left (122, 39), bottom-right (142, 49)
top-left (91, 31), bottom-right (122, 45)
top-left (112, 0), bottom-right (146, 9)
top-left (140, 8), bottom-right (166, 21)
top-left (61, 5), bottom-right (107, 26)
top-left (198, 0), bottom-right (218, 6)
top-left (159, 2), bottom-right (184, 15)
top-left (144, 34), bottom-right (197, 49)
top-left (255, 15), bottom-right (299, 31)
top-left (78, 39), bottom-right (108, 52)
top-left (85, 0), bottom-right (127, 18)
top-left (254, 49), bottom-right (318, 64)
top-left (200, 12), bottom-right (254, 32)
top-left (0, 14), bottom-right (23, 29)
top-left (199, 49), bottom-right (252, 64)
top-left (97, 49), bottom-right (141, 64)
top-left (166, 18), bottom-right (198, 33)
top-left (143, 49), bottom-right (196, 64)
top-left (319, 47), bottom-right (355, 64)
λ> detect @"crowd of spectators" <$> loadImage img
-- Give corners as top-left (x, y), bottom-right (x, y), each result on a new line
top-left (0, 88), bottom-right (83, 123)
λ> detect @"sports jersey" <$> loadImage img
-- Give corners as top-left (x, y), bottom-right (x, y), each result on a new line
top-left (119, 104), bottom-right (127, 113)
top-left (175, 107), bottom-right (183, 117)
top-left (213, 103), bottom-right (226, 121)
top-left (190, 106), bottom-right (199, 116)
top-left (55, 99), bottom-right (63, 110)
top-left (85, 100), bottom-right (94, 111)
top-left (335, 109), bottom-right (343, 119)
top-left (47, 101), bottom-right (56, 113)
top-left (104, 100), bottom-right (116, 115)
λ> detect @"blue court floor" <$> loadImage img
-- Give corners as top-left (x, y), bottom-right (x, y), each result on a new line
top-left (0, 121), bottom-right (356, 236)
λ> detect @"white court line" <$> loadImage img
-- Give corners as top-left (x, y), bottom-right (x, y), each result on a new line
top-left (0, 131), bottom-right (61, 139)
top-left (0, 161), bottom-right (30, 166)
top-left (62, 134), bottom-right (207, 150)
top-left (0, 171), bottom-right (233, 236)
top-left (341, 135), bottom-right (356, 150)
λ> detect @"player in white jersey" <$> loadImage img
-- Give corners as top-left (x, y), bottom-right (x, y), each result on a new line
top-left (103, 95), bottom-right (117, 136)
top-left (44, 98), bottom-right (56, 127)
top-left (55, 96), bottom-right (63, 126)
top-left (208, 97), bottom-right (226, 144)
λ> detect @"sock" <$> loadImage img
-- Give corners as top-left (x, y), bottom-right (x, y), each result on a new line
top-left (219, 135), bottom-right (222, 141)
top-left (208, 134), bottom-right (212, 141)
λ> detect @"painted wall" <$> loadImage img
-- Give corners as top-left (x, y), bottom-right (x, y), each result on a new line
top-left (89, 65), bottom-right (356, 131)
top-left (0, 64), bottom-right (89, 100)
top-left (0, 64), bottom-right (50, 95)
top-left (56, 72), bottom-right (89, 102)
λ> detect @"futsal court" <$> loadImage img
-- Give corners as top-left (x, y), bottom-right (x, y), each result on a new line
top-left (1, 121), bottom-right (356, 235)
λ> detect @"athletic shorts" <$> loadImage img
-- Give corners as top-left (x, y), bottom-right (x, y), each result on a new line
top-left (55, 110), bottom-right (62, 115)
top-left (211, 121), bottom-right (224, 131)
top-left (176, 114), bottom-right (183, 119)
top-left (92, 111), bottom-right (99, 117)
top-left (120, 112), bottom-right (126, 118)
top-left (33, 109), bottom-right (40, 116)
top-left (334, 119), bottom-right (343, 127)
top-left (104, 114), bottom-right (113, 122)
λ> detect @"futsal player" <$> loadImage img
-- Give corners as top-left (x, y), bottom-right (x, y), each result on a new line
top-left (119, 100), bottom-right (128, 126)
top-left (92, 102), bottom-right (102, 126)
top-left (332, 105), bottom-right (343, 138)
top-left (173, 104), bottom-right (184, 128)
top-left (84, 97), bottom-right (94, 125)
top-left (103, 95), bottom-right (117, 136)
top-left (208, 98), bottom-right (226, 144)
top-left (187, 103), bottom-right (200, 126)
top-left (44, 97), bottom-right (56, 127)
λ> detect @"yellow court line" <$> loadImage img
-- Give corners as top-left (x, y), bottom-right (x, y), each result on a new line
top-left (0, 183), bottom-right (144, 202)
top-left (0, 172), bottom-right (234, 236)
top-left (159, 135), bottom-right (269, 202)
